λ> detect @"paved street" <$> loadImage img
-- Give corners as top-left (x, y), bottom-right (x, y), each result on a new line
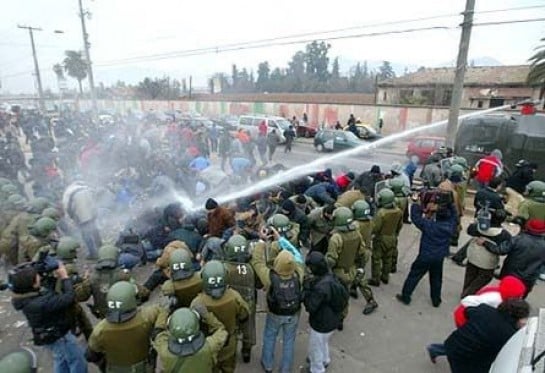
top-left (1, 138), bottom-right (543, 373)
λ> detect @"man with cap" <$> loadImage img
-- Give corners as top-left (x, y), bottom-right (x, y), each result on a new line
top-left (87, 281), bottom-right (161, 372)
top-left (250, 228), bottom-right (305, 373)
top-left (152, 306), bottom-right (228, 372)
top-left (205, 198), bottom-right (235, 238)
top-left (303, 251), bottom-right (348, 373)
top-left (498, 219), bottom-right (545, 297)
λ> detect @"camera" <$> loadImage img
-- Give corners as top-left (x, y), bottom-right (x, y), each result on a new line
top-left (33, 251), bottom-right (59, 275)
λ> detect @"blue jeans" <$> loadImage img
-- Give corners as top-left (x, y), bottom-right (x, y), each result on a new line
top-left (44, 332), bottom-right (87, 373)
top-left (261, 312), bottom-right (300, 373)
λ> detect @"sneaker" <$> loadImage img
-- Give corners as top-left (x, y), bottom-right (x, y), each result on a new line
top-left (260, 361), bottom-right (272, 373)
top-left (368, 279), bottom-right (380, 287)
top-left (396, 294), bottom-right (410, 305)
top-left (362, 300), bottom-right (378, 315)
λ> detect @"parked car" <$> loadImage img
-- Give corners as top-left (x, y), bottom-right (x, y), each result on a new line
top-left (406, 136), bottom-right (446, 164)
top-left (237, 114), bottom-right (289, 143)
top-left (344, 123), bottom-right (381, 140)
top-left (314, 130), bottom-right (363, 152)
top-left (296, 124), bottom-right (318, 138)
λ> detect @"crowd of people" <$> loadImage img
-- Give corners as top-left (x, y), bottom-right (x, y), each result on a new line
top-left (0, 107), bottom-right (543, 373)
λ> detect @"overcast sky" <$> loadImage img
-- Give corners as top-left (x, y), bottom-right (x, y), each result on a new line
top-left (1, 0), bottom-right (544, 94)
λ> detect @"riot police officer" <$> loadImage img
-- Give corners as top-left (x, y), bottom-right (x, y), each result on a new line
top-left (369, 188), bottom-right (403, 286)
top-left (0, 348), bottom-right (38, 372)
top-left (152, 306), bottom-right (228, 373)
top-left (56, 236), bottom-right (93, 340)
top-left (517, 180), bottom-right (545, 224)
top-left (21, 217), bottom-right (58, 263)
top-left (326, 207), bottom-right (377, 316)
top-left (388, 178), bottom-right (410, 271)
top-left (88, 245), bottom-right (149, 319)
top-left (222, 234), bottom-right (257, 362)
top-left (190, 260), bottom-right (250, 373)
top-left (161, 248), bottom-right (202, 311)
top-left (87, 281), bottom-right (161, 372)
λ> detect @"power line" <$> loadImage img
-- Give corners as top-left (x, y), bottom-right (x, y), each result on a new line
top-left (95, 16), bottom-right (545, 68)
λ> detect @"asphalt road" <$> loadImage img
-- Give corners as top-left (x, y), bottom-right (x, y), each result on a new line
top-left (1, 138), bottom-right (543, 373)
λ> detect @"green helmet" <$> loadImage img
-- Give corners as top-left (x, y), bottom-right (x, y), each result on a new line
top-left (268, 213), bottom-right (291, 233)
top-left (332, 207), bottom-right (354, 231)
top-left (526, 181), bottom-right (545, 203)
top-left (56, 236), bottom-right (80, 261)
top-left (41, 207), bottom-right (61, 221)
top-left (6, 194), bottom-right (26, 210)
top-left (377, 188), bottom-right (395, 208)
top-left (201, 260), bottom-right (226, 299)
top-left (167, 308), bottom-right (205, 356)
top-left (27, 197), bottom-right (51, 214)
top-left (98, 245), bottom-right (120, 268)
top-left (451, 156), bottom-right (469, 170)
top-left (390, 161), bottom-right (403, 175)
top-left (1, 184), bottom-right (18, 196)
top-left (30, 217), bottom-right (57, 238)
top-left (105, 281), bottom-right (138, 323)
top-left (352, 199), bottom-right (372, 221)
top-left (448, 164), bottom-right (465, 180)
top-left (388, 178), bottom-right (406, 196)
top-left (0, 348), bottom-right (37, 373)
top-left (224, 234), bottom-right (250, 263)
top-left (169, 249), bottom-right (194, 281)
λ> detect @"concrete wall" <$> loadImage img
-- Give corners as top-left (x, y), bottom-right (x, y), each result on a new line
top-left (76, 98), bottom-right (482, 136)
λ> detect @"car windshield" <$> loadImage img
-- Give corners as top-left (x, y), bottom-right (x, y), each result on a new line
top-left (344, 131), bottom-right (360, 141)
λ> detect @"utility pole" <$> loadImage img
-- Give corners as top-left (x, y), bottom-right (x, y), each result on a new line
top-left (17, 25), bottom-right (45, 111)
top-left (77, 0), bottom-right (97, 114)
top-left (446, 0), bottom-right (475, 148)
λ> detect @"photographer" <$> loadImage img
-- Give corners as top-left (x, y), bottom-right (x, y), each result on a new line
top-left (10, 261), bottom-right (88, 373)
top-left (396, 191), bottom-right (457, 307)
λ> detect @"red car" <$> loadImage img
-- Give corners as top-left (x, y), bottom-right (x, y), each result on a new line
top-left (406, 136), bottom-right (446, 164)
top-left (296, 124), bottom-right (318, 138)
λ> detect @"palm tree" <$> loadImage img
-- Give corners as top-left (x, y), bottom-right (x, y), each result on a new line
top-left (527, 37), bottom-right (545, 102)
top-left (63, 50), bottom-right (87, 94)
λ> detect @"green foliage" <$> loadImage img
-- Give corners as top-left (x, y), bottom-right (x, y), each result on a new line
top-left (527, 37), bottom-right (545, 99)
top-left (63, 50), bottom-right (87, 94)
top-left (378, 61), bottom-right (396, 80)
top-left (136, 76), bottom-right (181, 99)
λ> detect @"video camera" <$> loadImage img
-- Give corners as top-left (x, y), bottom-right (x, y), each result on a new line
top-left (418, 188), bottom-right (454, 209)
top-left (33, 250), bottom-right (59, 275)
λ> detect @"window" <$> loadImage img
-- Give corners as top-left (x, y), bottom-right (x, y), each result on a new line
top-left (383, 91), bottom-right (387, 101)
top-left (489, 98), bottom-right (505, 108)
top-left (477, 101), bottom-right (483, 108)
top-left (251, 118), bottom-right (263, 127)
top-left (441, 90), bottom-right (452, 106)
top-left (268, 120), bottom-right (278, 128)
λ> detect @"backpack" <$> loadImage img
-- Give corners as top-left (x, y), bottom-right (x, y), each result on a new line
top-left (328, 274), bottom-right (349, 312)
top-left (267, 271), bottom-right (302, 316)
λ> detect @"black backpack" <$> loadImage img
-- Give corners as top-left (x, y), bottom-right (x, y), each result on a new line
top-left (328, 274), bottom-right (349, 312)
top-left (267, 271), bottom-right (302, 316)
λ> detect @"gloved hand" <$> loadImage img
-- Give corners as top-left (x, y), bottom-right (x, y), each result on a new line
top-left (192, 302), bottom-right (209, 319)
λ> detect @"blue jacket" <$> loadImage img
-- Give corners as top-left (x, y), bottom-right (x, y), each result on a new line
top-left (305, 182), bottom-right (337, 205)
top-left (411, 203), bottom-right (457, 261)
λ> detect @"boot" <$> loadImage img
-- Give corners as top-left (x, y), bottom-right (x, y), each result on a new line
top-left (349, 284), bottom-right (358, 299)
top-left (362, 300), bottom-right (378, 315)
top-left (368, 279), bottom-right (380, 287)
top-left (242, 347), bottom-right (251, 363)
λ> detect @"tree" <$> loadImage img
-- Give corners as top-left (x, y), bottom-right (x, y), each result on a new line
top-left (377, 60), bottom-right (396, 81)
top-left (287, 51), bottom-right (306, 92)
top-left (304, 41), bottom-right (331, 83)
top-left (331, 57), bottom-right (340, 80)
top-left (137, 77), bottom-right (166, 99)
top-left (527, 37), bottom-right (545, 100)
top-left (52, 63), bottom-right (64, 80)
top-left (256, 61), bottom-right (270, 92)
top-left (63, 50), bottom-right (88, 94)
top-left (231, 64), bottom-right (239, 90)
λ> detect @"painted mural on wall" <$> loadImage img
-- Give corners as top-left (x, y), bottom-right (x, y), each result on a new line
top-left (79, 99), bottom-right (472, 136)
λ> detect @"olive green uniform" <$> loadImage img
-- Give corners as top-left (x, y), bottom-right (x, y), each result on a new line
top-left (161, 273), bottom-right (202, 310)
top-left (307, 208), bottom-right (334, 252)
top-left (17, 234), bottom-right (48, 264)
top-left (518, 199), bottom-right (545, 221)
top-left (336, 190), bottom-right (365, 209)
top-left (371, 206), bottom-right (403, 283)
top-left (89, 305), bottom-right (161, 372)
top-left (153, 309), bottom-right (228, 373)
top-left (223, 260), bottom-right (257, 357)
top-left (190, 288), bottom-right (250, 373)
top-left (326, 228), bottom-right (368, 315)
top-left (250, 241), bottom-right (305, 289)
top-left (392, 195), bottom-right (408, 272)
top-left (0, 211), bottom-right (38, 264)
top-left (89, 269), bottom-right (149, 319)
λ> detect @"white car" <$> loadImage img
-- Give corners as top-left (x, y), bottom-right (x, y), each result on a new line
top-left (237, 114), bottom-right (290, 143)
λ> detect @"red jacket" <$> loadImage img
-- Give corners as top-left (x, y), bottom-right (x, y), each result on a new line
top-left (475, 155), bottom-right (502, 184)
